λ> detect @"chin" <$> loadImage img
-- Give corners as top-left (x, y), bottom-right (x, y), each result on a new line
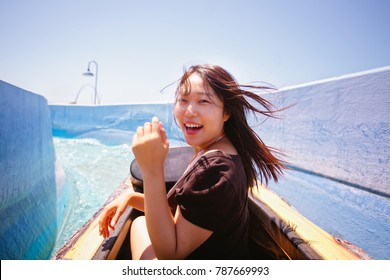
top-left (183, 137), bottom-right (197, 148)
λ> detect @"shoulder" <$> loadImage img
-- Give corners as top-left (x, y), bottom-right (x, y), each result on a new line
top-left (173, 150), bottom-right (247, 231)
top-left (189, 150), bottom-right (242, 184)
top-left (176, 150), bottom-right (245, 196)
top-left (195, 150), bottom-right (241, 170)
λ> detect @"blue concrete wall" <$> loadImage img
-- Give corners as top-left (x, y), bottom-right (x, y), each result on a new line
top-left (49, 103), bottom-right (181, 144)
top-left (255, 67), bottom-right (390, 198)
top-left (0, 81), bottom-right (57, 259)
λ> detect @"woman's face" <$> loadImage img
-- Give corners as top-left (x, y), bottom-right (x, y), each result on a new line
top-left (174, 73), bottom-right (229, 152)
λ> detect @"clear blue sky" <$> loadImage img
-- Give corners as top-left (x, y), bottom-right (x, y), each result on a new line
top-left (1, 0), bottom-right (389, 104)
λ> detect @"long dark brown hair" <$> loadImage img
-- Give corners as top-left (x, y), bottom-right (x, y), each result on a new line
top-left (175, 64), bottom-right (286, 189)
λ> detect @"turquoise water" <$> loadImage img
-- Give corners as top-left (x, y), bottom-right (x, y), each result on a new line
top-left (50, 137), bottom-right (134, 257)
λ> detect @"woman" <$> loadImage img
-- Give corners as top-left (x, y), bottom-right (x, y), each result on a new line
top-left (99, 64), bottom-right (286, 259)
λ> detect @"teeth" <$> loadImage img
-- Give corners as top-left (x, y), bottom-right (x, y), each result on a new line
top-left (185, 123), bottom-right (202, 128)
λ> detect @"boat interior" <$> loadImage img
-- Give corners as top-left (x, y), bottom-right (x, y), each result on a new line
top-left (55, 146), bottom-right (367, 260)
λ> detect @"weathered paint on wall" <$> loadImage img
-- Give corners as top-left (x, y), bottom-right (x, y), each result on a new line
top-left (0, 81), bottom-right (57, 259)
top-left (256, 67), bottom-right (390, 198)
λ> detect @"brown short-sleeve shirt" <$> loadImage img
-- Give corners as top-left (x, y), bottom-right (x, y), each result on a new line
top-left (167, 150), bottom-right (250, 259)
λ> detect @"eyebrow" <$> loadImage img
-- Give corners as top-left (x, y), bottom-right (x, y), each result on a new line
top-left (178, 89), bottom-right (213, 97)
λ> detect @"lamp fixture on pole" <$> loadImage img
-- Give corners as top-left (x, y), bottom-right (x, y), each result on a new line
top-left (82, 60), bottom-right (99, 104)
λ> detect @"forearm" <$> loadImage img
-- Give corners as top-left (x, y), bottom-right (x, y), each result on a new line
top-left (99, 188), bottom-right (145, 238)
top-left (128, 191), bottom-right (145, 212)
top-left (143, 169), bottom-right (178, 259)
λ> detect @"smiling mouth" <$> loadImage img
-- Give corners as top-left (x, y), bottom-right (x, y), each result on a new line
top-left (184, 123), bottom-right (203, 133)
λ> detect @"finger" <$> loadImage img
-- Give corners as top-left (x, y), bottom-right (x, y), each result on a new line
top-left (152, 117), bottom-right (160, 133)
top-left (101, 214), bottom-right (112, 237)
top-left (98, 210), bottom-right (108, 235)
top-left (132, 132), bottom-right (138, 145)
top-left (151, 119), bottom-right (160, 134)
top-left (136, 126), bottom-right (144, 137)
top-left (143, 122), bottom-right (152, 134)
top-left (101, 223), bottom-right (109, 238)
top-left (153, 118), bottom-right (168, 146)
top-left (110, 213), bottom-right (120, 230)
top-left (151, 116), bottom-right (163, 136)
top-left (159, 123), bottom-right (168, 144)
top-left (105, 215), bottom-right (115, 237)
top-left (99, 217), bottom-right (109, 237)
top-left (100, 209), bottom-right (115, 238)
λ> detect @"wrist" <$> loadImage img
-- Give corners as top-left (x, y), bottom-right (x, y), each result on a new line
top-left (142, 169), bottom-right (166, 195)
top-left (141, 166), bottom-right (165, 179)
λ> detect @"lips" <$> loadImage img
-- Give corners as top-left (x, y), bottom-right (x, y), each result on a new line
top-left (184, 123), bottom-right (203, 134)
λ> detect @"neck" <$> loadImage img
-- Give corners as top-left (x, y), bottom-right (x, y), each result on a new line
top-left (194, 134), bottom-right (225, 157)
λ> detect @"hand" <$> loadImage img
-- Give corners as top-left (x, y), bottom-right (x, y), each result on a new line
top-left (98, 191), bottom-right (132, 238)
top-left (132, 117), bottom-right (169, 175)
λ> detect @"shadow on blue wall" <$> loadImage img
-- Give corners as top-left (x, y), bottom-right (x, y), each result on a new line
top-left (0, 81), bottom-right (57, 259)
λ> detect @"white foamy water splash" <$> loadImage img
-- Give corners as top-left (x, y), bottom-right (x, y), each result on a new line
top-left (50, 136), bottom-right (134, 257)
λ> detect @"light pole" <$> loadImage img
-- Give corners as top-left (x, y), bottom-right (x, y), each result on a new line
top-left (83, 60), bottom-right (99, 104)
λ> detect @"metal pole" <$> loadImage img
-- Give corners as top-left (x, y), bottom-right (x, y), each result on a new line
top-left (87, 61), bottom-right (98, 104)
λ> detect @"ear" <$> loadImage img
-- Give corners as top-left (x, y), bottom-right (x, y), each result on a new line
top-left (223, 111), bottom-right (231, 122)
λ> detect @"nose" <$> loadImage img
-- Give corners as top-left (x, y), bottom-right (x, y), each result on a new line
top-left (184, 103), bottom-right (197, 117)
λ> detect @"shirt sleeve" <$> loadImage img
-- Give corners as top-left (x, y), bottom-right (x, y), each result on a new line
top-left (174, 154), bottom-right (238, 232)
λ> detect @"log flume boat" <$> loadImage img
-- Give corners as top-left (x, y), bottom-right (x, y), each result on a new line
top-left (54, 146), bottom-right (370, 260)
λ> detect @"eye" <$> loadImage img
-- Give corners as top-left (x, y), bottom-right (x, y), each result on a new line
top-left (177, 97), bottom-right (187, 103)
top-left (199, 99), bottom-right (210, 104)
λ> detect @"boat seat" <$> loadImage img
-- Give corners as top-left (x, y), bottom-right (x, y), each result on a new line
top-left (130, 145), bottom-right (194, 192)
